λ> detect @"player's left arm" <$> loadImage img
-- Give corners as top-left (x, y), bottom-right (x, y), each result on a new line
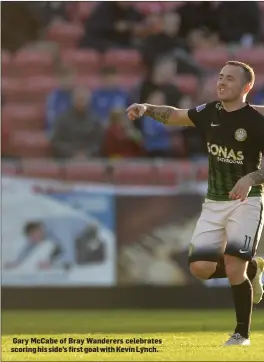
top-left (229, 168), bottom-right (264, 202)
top-left (247, 168), bottom-right (264, 186)
top-left (230, 105), bottom-right (264, 201)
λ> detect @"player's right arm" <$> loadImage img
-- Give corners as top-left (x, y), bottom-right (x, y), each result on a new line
top-left (126, 103), bottom-right (195, 127)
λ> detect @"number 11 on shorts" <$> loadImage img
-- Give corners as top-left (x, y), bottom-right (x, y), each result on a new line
top-left (243, 235), bottom-right (252, 250)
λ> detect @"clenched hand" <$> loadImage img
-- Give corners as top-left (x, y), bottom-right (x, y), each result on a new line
top-left (126, 103), bottom-right (147, 121)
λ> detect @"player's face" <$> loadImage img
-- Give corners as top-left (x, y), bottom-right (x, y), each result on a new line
top-left (29, 226), bottom-right (45, 243)
top-left (73, 88), bottom-right (90, 110)
top-left (217, 65), bottom-right (246, 102)
top-left (154, 59), bottom-right (176, 80)
top-left (163, 13), bottom-right (180, 36)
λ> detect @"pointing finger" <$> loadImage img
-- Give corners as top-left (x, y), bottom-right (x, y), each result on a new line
top-left (126, 105), bottom-right (134, 113)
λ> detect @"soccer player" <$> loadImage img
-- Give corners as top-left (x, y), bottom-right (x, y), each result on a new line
top-left (127, 61), bottom-right (264, 346)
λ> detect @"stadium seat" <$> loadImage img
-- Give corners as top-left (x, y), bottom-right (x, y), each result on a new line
top-left (155, 162), bottom-right (179, 186)
top-left (3, 76), bottom-right (57, 102)
top-left (195, 163), bottom-right (209, 181)
top-left (12, 50), bottom-right (54, 76)
top-left (2, 103), bottom-right (45, 131)
top-left (174, 75), bottom-right (198, 96)
top-left (193, 47), bottom-right (229, 69)
top-left (64, 161), bottom-right (109, 183)
top-left (21, 76), bottom-right (58, 102)
top-left (2, 78), bottom-right (23, 102)
top-left (2, 160), bottom-right (19, 176)
top-left (118, 74), bottom-right (142, 90)
top-left (21, 159), bottom-right (62, 179)
top-left (176, 161), bottom-right (196, 182)
top-left (112, 162), bottom-right (157, 185)
top-left (46, 22), bottom-right (83, 49)
top-left (234, 47), bottom-right (264, 71)
top-left (75, 74), bottom-right (142, 91)
top-left (103, 49), bottom-right (143, 74)
top-left (9, 131), bottom-right (52, 158)
top-left (62, 49), bottom-right (102, 74)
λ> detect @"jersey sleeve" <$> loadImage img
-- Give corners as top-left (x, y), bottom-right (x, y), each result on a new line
top-left (255, 118), bottom-right (264, 153)
top-left (188, 102), bottom-right (214, 132)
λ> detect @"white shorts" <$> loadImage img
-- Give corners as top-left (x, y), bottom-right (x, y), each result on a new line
top-left (189, 196), bottom-right (264, 263)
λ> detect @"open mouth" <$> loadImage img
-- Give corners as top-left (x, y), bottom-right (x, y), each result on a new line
top-left (218, 88), bottom-right (226, 95)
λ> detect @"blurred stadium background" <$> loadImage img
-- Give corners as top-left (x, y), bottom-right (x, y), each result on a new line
top-left (2, 1), bottom-right (264, 311)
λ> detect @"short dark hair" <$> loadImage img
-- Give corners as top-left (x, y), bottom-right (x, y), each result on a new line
top-left (226, 61), bottom-right (255, 86)
top-left (23, 222), bottom-right (42, 235)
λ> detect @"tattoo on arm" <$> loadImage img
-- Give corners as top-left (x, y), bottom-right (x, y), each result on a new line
top-left (248, 167), bottom-right (264, 186)
top-left (144, 105), bottom-right (174, 124)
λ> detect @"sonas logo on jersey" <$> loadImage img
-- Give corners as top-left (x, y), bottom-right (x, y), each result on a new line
top-left (207, 143), bottom-right (244, 164)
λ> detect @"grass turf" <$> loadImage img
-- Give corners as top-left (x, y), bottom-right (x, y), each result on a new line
top-left (2, 309), bottom-right (264, 361)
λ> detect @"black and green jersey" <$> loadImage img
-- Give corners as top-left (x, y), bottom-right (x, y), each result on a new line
top-left (188, 101), bottom-right (264, 201)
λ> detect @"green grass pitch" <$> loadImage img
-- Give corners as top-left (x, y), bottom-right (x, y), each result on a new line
top-left (2, 309), bottom-right (264, 361)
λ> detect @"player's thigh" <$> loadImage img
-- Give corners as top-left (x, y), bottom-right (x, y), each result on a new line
top-left (226, 197), bottom-right (264, 261)
top-left (189, 202), bottom-right (226, 263)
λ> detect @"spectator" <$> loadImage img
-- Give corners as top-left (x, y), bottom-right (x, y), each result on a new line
top-left (103, 108), bottom-right (144, 158)
top-left (4, 218), bottom-right (106, 270)
top-left (79, 1), bottom-right (144, 51)
top-left (45, 66), bottom-right (75, 133)
top-left (29, 2), bottom-right (68, 25)
top-left (212, 1), bottom-right (261, 44)
top-left (141, 12), bottom-right (203, 75)
top-left (132, 12), bottom-right (163, 40)
top-left (137, 56), bottom-right (183, 107)
top-left (51, 87), bottom-right (103, 159)
top-left (141, 90), bottom-right (185, 158)
top-left (141, 12), bottom-right (188, 69)
top-left (91, 67), bottom-right (129, 126)
top-left (188, 28), bottom-right (222, 51)
top-left (177, 2), bottom-right (214, 38)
